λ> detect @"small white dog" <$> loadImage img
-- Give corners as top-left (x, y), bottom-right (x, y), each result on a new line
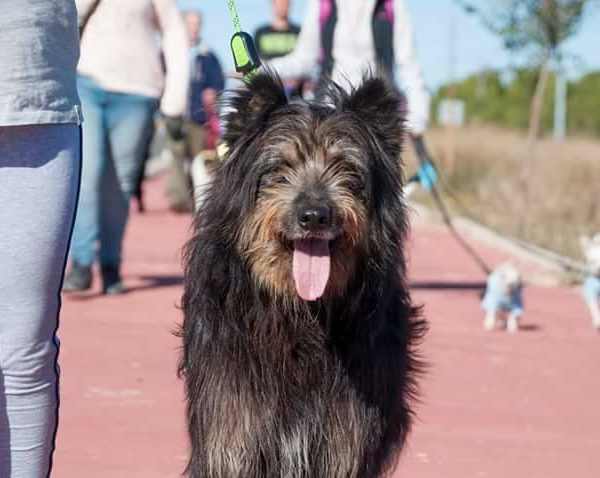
top-left (190, 146), bottom-right (226, 212)
top-left (482, 262), bottom-right (524, 333)
top-left (580, 234), bottom-right (600, 331)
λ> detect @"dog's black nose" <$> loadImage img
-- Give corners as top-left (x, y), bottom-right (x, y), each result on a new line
top-left (298, 206), bottom-right (331, 231)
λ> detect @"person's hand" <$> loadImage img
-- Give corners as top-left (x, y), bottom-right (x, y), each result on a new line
top-left (226, 71), bottom-right (244, 80)
top-left (164, 115), bottom-right (185, 141)
top-left (202, 89), bottom-right (218, 115)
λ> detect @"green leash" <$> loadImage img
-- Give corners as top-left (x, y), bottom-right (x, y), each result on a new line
top-left (225, 0), bottom-right (261, 81)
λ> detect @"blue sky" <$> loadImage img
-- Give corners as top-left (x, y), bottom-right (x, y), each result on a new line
top-left (178, 0), bottom-right (600, 90)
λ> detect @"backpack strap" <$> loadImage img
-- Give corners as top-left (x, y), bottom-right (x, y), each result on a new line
top-left (372, 0), bottom-right (395, 78)
top-left (319, 0), bottom-right (333, 28)
top-left (383, 0), bottom-right (395, 23)
top-left (319, 0), bottom-right (336, 79)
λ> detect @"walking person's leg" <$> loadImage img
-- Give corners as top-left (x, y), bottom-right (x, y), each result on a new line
top-left (0, 124), bottom-right (80, 478)
top-left (133, 119), bottom-right (157, 214)
top-left (98, 93), bottom-right (158, 293)
top-left (165, 120), bottom-right (195, 213)
top-left (64, 76), bottom-right (107, 291)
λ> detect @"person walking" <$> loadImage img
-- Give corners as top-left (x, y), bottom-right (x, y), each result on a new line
top-left (269, 0), bottom-right (430, 137)
top-left (63, 0), bottom-right (189, 294)
top-left (254, 0), bottom-right (302, 60)
top-left (0, 1), bottom-right (81, 476)
top-left (254, 0), bottom-right (305, 97)
top-left (166, 11), bottom-right (225, 213)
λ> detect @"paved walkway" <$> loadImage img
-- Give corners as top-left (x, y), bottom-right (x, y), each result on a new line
top-left (52, 176), bottom-right (600, 478)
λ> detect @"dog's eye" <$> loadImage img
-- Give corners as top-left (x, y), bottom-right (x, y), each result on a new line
top-left (348, 180), bottom-right (365, 196)
top-left (264, 174), bottom-right (289, 186)
top-left (271, 175), bottom-right (289, 185)
top-left (260, 174), bottom-right (289, 189)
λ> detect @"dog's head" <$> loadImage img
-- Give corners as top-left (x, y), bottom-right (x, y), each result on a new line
top-left (581, 234), bottom-right (600, 275)
top-left (494, 262), bottom-right (522, 297)
top-left (213, 72), bottom-right (406, 302)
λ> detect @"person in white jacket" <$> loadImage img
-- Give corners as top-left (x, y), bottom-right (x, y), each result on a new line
top-left (64, 0), bottom-right (189, 294)
top-left (270, 0), bottom-right (430, 136)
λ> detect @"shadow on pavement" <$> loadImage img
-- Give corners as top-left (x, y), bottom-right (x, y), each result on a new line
top-left (132, 274), bottom-right (183, 291)
top-left (518, 323), bottom-right (542, 332)
top-left (410, 281), bottom-right (486, 292)
top-left (63, 274), bottom-right (183, 301)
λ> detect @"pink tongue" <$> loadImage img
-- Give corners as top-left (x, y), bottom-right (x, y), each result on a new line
top-left (292, 239), bottom-right (331, 301)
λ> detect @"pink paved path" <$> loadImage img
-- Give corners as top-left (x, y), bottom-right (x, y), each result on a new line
top-left (53, 176), bottom-right (600, 477)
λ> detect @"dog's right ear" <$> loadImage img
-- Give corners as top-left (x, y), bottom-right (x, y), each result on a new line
top-left (222, 70), bottom-right (288, 148)
top-left (580, 235), bottom-right (591, 252)
top-left (340, 77), bottom-right (406, 157)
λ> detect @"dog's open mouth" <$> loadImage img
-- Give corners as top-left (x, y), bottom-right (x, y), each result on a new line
top-left (292, 238), bottom-right (331, 302)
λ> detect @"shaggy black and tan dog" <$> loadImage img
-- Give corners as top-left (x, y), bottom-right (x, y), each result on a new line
top-left (179, 71), bottom-right (425, 478)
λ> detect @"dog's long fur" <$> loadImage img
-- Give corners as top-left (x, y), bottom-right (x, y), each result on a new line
top-left (179, 72), bottom-right (425, 478)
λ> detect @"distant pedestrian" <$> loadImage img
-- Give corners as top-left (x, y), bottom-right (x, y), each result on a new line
top-left (166, 11), bottom-right (225, 213)
top-left (0, 1), bottom-right (81, 475)
top-left (269, 0), bottom-right (430, 137)
top-left (254, 0), bottom-right (305, 96)
top-left (63, 0), bottom-right (189, 294)
top-left (254, 0), bottom-right (301, 60)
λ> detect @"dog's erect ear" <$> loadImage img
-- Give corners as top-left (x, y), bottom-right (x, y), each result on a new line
top-left (580, 235), bottom-right (591, 252)
top-left (341, 77), bottom-right (406, 155)
top-left (222, 70), bottom-right (288, 147)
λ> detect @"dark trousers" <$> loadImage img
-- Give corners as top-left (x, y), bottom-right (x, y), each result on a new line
top-left (166, 120), bottom-right (206, 212)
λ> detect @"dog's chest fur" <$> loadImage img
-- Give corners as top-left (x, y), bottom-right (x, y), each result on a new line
top-left (187, 301), bottom-right (405, 478)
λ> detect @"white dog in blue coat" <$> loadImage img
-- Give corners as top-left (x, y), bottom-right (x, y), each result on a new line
top-left (482, 262), bottom-right (524, 333)
top-left (580, 234), bottom-right (600, 331)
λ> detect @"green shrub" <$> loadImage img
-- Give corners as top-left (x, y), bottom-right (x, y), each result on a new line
top-left (433, 68), bottom-right (600, 137)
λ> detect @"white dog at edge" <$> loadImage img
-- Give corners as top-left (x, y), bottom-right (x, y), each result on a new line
top-left (580, 234), bottom-right (600, 331)
top-left (482, 262), bottom-right (524, 333)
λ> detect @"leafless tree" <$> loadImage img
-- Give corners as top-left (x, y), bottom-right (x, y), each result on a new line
top-left (456, 0), bottom-right (597, 233)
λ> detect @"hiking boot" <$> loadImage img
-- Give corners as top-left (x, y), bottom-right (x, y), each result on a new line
top-left (63, 262), bottom-right (92, 292)
top-left (101, 264), bottom-right (125, 295)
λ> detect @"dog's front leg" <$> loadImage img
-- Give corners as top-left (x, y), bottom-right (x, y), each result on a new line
top-left (587, 300), bottom-right (600, 330)
top-left (506, 313), bottom-right (519, 333)
top-left (484, 311), bottom-right (497, 331)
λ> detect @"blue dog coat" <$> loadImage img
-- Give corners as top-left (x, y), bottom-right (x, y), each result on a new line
top-left (482, 271), bottom-right (524, 317)
top-left (583, 275), bottom-right (600, 303)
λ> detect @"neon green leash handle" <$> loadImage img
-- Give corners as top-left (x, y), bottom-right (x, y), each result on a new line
top-left (226, 0), bottom-right (261, 79)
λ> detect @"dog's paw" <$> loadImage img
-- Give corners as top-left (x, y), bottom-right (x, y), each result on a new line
top-left (484, 315), bottom-right (496, 331)
top-left (506, 316), bottom-right (519, 333)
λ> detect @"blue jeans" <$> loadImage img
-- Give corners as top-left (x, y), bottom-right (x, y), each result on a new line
top-left (70, 76), bottom-right (158, 267)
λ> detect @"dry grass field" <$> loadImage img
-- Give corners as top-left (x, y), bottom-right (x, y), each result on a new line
top-left (407, 125), bottom-right (600, 260)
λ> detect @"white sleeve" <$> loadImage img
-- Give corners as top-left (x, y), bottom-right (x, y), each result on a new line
top-left (394, 0), bottom-right (430, 135)
top-left (269, 0), bottom-right (321, 79)
top-left (153, 0), bottom-right (190, 116)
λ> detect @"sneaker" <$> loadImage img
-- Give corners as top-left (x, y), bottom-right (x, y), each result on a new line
top-left (101, 264), bottom-right (124, 295)
top-left (63, 262), bottom-right (92, 292)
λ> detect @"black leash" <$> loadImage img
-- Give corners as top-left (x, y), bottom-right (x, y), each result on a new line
top-left (411, 136), bottom-right (492, 276)
top-left (411, 137), bottom-right (589, 277)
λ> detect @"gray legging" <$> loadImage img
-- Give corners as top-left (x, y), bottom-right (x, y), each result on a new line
top-left (0, 124), bottom-right (80, 477)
